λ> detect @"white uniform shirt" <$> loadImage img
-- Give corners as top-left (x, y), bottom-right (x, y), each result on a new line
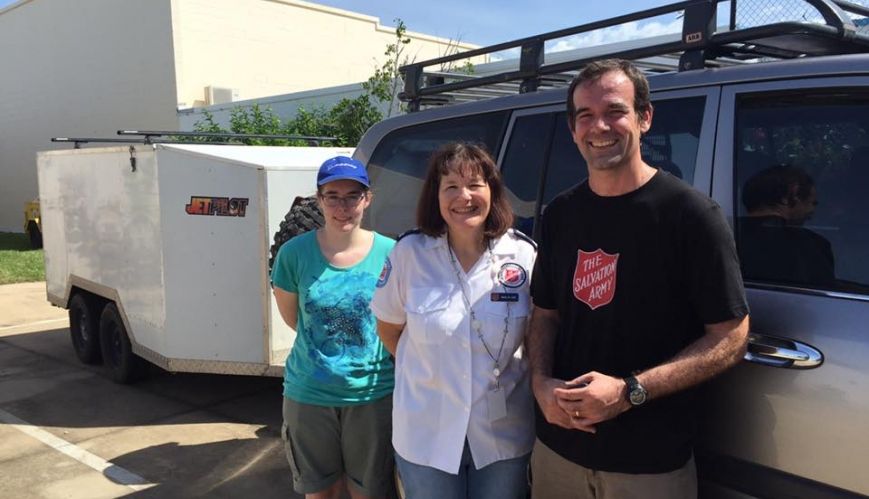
top-left (371, 229), bottom-right (536, 474)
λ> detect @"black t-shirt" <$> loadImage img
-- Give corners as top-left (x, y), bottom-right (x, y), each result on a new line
top-left (530, 170), bottom-right (749, 473)
top-left (738, 215), bottom-right (835, 287)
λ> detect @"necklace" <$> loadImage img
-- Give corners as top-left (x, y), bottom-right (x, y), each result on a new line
top-left (446, 234), bottom-right (511, 385)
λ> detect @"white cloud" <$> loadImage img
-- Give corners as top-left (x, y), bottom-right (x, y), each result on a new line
top-left (488, 18), bottom-right (681, 62)
top-left (489, 48), bottom-right (521, 62)
top-left (546, 18), bottom-right (683, 52)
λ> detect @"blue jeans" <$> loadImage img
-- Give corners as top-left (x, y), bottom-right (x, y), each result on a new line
top-left (395, 440), bottom-right (529, 499)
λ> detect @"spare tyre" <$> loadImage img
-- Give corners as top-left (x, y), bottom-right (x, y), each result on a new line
top-left (268, 195), bottom-right (323, 272)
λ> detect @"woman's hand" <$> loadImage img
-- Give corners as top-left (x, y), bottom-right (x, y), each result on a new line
top-left (273, 287), bottom-right (298, 330)
top-left (376, 319), bottom-right (404, 356)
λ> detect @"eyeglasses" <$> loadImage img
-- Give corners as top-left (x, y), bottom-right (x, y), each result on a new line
top-left (319, 192), bottom-right (366, 208)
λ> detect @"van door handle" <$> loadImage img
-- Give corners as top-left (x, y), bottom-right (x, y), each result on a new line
top-left (744, 333), bottom-right (824, 369)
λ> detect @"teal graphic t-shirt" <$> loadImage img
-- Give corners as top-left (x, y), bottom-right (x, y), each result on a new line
top-left (271, 230), bottom-right (395, 405)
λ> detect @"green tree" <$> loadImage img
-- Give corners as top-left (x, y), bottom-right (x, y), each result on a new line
top-left (189, 110), bottom-right (225, 142)
top-left (438, 36), bottom-right (475, 75)
top-left (365, 18), bottom-right (412, 118)
top-left (228, 104), bottom-right (284, 144)
top-left (282, 106), bottom-right (335, 146)
top-left (328, 94), bottom-right (383, 146)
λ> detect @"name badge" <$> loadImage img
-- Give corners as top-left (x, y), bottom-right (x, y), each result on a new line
top-left (491, 292), bottom-right (519, 302)
top-left (487, 387), bottom-right (507, 421)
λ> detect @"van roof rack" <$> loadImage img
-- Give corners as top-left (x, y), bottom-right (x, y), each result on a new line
top-left (50, 131), bottom-right (337, 149)
top-left (399, 0), bottom-right (869, 111)
top-left (51, 131), bottom-right (337, 149)
top-left (117, 130), bottom-right (337, 146)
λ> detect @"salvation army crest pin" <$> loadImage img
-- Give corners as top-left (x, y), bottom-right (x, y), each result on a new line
top-left (497, 262), bottom-right (527, 288)
top-left (376, 257), bottom-right (392, 288)
top-left (573, 249), bottom-right (619, 310)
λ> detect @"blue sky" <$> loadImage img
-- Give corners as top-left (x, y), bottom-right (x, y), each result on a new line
top-left (312, 0), bottom-right (680, 46)
top-left (2, 0), bottom-right (857, 51)
top-left (0, 0), bottom-right (684, 47)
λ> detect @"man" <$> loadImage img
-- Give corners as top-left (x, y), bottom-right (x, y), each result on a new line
top-left (739, 165), bottom-right (834, 286)
top-left (527, 59), bottom-right (750, 498)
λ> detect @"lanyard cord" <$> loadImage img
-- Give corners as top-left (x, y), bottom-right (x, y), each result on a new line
top-left (446, 234), bottom-right (511, 385)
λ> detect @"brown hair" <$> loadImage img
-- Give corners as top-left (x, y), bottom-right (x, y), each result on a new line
top-left (416, 142), bottom-right (513, 239)
top-left (566, 58), bottom-right (652, 131)
top-left (742, 165), bottom-right (815, 212)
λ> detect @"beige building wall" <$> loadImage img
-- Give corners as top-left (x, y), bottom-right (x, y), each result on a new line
top-left (0, 0), bottom-right (479, 232)
top-left (0, 0), bottom-right (179, 232)
top-left (170, 0), bottom-right (477, 108)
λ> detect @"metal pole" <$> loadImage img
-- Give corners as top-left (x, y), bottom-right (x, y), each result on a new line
top-left (730, 0), bottom-right (737, 30)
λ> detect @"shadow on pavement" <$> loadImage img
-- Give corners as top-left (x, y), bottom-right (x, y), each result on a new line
top-left (0, 327), bottom-right (301, 498)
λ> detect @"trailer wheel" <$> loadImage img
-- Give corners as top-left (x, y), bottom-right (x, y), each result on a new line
top-left (99, 303), bottom-right (147, 384)
top-left (68, 293), bottom-right (102, 364)
top-left (27, 221), bottom-right (43, 249)
top-left (268, 196), bottom-right (323, 271)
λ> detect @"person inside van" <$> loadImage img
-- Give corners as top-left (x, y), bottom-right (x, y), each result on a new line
top-left (738, 164), bottom-right (835, 287)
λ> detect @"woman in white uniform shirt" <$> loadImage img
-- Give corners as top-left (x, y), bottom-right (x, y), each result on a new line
top-left (371, 142), bottom-right (536, 499)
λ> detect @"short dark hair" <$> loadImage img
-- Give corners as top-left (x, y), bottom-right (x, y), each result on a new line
top-left (742, 165), bottom-right (815, 212)
top-left (566, 58), bottom-right (652, 131)
top-left (417, 142), bottom-right (513, 239)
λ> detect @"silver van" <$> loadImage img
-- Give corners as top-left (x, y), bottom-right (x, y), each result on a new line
top-left (353, 0), bottom-right (869, 497)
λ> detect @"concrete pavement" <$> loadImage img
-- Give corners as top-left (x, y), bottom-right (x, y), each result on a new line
top-left (0, 281), bottom-right (67, 331)
top-left (0, 282), bottom-right (300, 499)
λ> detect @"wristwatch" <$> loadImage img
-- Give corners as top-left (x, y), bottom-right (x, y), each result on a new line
top-left (624, 375), bottom-right (648, 407)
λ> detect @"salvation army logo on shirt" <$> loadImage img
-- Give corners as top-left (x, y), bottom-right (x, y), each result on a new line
top-left (497, 262), bottom-right (527, 288)
top-left (573, 249), bottom-right (619, 310)
top-left (376, 257), bottom-right (392, 288)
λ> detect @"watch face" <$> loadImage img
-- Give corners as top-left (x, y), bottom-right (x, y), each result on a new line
top-left (630, 388), bottom-right (647, 405)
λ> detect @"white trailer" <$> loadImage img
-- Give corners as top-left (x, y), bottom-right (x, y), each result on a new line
top-left (37, 144), bottom-right (352, 382)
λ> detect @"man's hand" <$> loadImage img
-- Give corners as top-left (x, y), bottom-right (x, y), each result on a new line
top-left (553, 371), bottom-right (631, 433)
top-left (532, 374), bottom-right (574, 429)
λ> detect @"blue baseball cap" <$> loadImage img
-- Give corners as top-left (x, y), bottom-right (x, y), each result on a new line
top-left (317, 156), bottom-right (370, 188)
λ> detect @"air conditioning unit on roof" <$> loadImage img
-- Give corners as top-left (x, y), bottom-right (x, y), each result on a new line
top-left (205, 86), bottom-right (240, 105)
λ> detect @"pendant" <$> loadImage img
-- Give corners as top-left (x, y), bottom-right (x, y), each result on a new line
top-left (471, 319), bottom-right (482, 331)
top-left (493, 367), bottom-right (501, 377)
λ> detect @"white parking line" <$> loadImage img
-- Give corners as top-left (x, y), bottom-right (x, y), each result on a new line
top-left (0, 408), bottom-right (155, 491)
top-left (0, 318), bottom-right (68, 333)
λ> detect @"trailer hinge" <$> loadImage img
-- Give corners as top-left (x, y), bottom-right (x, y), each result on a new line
top-left (129, 145), bottom-right (137, 172)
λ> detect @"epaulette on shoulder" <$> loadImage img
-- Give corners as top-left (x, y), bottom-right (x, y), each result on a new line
top-left (397, 228), bottom-right (422, 242)
top-left (510, 228), bottom-right (537, 250)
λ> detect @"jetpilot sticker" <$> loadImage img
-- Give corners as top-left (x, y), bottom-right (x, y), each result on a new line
top-left (498, 262), bottom-right (527, 288)
top-left (573, 249), bottom-right (619, 310)
top-left (185, 196), bottom-right (249, 217)
top-left (376, 257), bottom-right (392, 288)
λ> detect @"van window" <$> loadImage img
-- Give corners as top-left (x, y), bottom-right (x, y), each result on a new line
top-left (365, 111), bottom-right (510, 237)
top-left (734, 90), bottom-right (869, 294)
top-left (542, 97), bottom-right (706, 207)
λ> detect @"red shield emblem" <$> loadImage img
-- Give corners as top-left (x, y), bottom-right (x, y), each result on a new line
top-left (498, 263), bottom-right (527, 288)
top-left (573, 249), bottom-right (619, 310)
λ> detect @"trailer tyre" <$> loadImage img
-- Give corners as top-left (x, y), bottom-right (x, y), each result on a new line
top-left (268, 196), bottom-right (323, 271)
top-left (99, 303), bottom-right (148, 384)
top-left (27, 221), bottom-right (43, 249)
top-left (69, 293), bottom-right (102, 364)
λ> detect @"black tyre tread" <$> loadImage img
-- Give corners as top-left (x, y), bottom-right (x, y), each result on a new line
top-left (68, 293), bottom-right (102, 365)
top-left (268, 196), bottom-right (323, 271)
top-left (99, 303), bottom-right (148, 384)
top-left (27, 221), bottom-right (43, 249)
